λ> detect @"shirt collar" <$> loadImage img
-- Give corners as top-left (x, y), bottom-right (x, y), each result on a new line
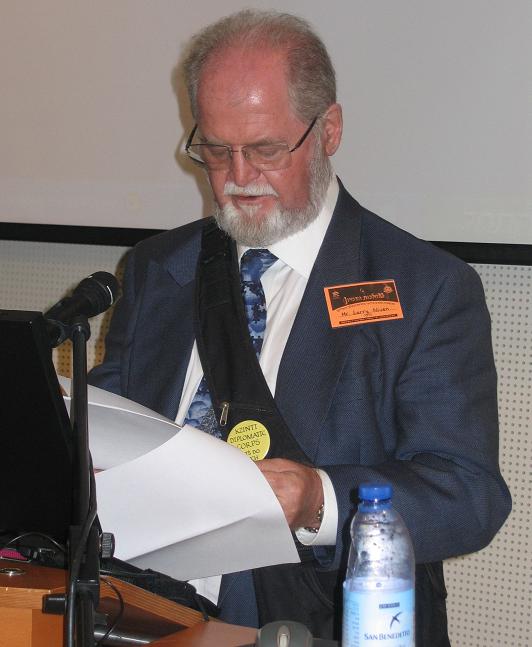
top-left (238, 176), bottom-right (339, 279)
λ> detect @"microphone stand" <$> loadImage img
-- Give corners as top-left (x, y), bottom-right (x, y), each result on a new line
top-left (65, 314), bottom-right (100, 647)
top-left (42, 272), bottom-right (120, 644)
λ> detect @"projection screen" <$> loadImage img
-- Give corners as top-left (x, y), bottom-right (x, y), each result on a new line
top-left (1, 1), bottom-right (530, 245)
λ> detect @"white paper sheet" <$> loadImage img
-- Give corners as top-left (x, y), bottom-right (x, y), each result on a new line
top-left (58, 376), bottom-right (177, 468)
top-left (59, 377), bottom-right (299, 580)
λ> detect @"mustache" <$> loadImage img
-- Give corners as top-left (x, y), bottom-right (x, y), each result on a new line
top-left (223, 182), bottom-right (279, 197)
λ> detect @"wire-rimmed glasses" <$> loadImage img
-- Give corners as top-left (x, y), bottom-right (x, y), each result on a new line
top-left (185, 117), bottom-right (318, 171)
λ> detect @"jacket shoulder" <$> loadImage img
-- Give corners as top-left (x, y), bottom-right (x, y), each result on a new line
top-left (133, 217), bottom-right (207, 263)
top-left (118, 217), bottom-right (209, 290)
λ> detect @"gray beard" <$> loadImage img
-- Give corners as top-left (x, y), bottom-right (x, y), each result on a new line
top-left (213, 144), bottom-right (333, 247)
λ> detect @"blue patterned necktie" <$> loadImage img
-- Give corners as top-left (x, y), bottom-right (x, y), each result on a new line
top-left (239, 249), bottom-right (278, 356)
top-left (184, 248), bottom-right (278, 437)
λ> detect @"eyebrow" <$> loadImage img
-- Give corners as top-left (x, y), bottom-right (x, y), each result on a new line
top-left (198, 134), bottom-right (285, 147)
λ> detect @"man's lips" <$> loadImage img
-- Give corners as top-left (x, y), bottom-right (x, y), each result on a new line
top-left (235, 195), bottom-right (262, 201)
top-left (232, 194), bottom-right (274, 205)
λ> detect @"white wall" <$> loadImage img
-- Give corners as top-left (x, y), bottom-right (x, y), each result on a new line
top-left (1, 1), bottom-right (531, 243)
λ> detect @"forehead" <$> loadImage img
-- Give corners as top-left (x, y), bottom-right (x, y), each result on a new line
top-left (196, 46), bottom-right (302, 141)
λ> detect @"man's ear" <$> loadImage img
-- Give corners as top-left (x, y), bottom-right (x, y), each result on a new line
top-left (321, 103), bottom-right (343, 156)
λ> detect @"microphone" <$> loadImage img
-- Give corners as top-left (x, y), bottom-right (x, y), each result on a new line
top-left (45, 271), bottom-right (120, 346)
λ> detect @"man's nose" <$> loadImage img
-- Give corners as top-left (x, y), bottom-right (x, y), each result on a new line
top-left (229, 149), bottom-right (262, 186)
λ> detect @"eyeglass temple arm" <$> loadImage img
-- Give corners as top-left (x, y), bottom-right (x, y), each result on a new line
top-left (185, 124), bottom-right (198, 151)
top-left (288, 117), bottom-right (318, 153)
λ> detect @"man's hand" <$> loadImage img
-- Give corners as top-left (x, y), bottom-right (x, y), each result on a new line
top-left (256, 458), bottom-right (323, 531)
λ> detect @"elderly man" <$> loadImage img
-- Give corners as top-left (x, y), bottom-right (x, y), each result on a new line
top-left (89, 9), bottom-right (511, 643)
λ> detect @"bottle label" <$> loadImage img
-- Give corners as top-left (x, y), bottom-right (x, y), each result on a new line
top-left (342, 585), bottom-right (414, 647)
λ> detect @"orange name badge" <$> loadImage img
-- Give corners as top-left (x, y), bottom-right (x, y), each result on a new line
top-left (323, 280), bottom-right (404, 328)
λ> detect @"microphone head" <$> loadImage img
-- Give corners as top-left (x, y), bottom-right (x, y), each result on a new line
top-left (44, 271), bottom-right (121, 346)
top-left (45, 271), bottom-right (121, 323)
top-left (78, 272), bottom-right (121, 316)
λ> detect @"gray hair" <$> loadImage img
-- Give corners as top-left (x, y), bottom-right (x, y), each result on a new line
top-left (182, 9), bottom-right (336, 123)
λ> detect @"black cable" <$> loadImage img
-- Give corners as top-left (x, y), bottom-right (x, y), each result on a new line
top-left (193, 591), bottom-right (211, 622)
top-left (65, 425), bottom-right (101, 646)
top-left (96, 577), bottom-right (125, 646)
top-left (0, 531), bottom-right (66, 556)
top-left (65, 504), bottom-right (98, 647)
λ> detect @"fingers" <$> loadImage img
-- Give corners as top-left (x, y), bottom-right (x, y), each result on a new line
top-left (256, 459), bottom-right (323, 530)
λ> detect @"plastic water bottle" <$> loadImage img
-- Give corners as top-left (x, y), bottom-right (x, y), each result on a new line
top-left (342, 483), bottom-right (415, 647)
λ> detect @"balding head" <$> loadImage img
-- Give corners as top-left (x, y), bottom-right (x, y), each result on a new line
top-left (182, 9), bottom-right (337, 123)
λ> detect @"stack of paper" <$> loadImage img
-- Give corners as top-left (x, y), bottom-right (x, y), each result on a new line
top-left (59, 377), bottom-right (299, 581)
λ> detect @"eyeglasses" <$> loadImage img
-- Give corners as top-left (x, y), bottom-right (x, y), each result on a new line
top-left (185, 117), bottom-right (318, 171)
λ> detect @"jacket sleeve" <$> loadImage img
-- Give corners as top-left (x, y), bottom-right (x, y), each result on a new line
top-left (322, 263), bottom-right (511, 569)
top-left (88, 246), bottom-right (139, 396)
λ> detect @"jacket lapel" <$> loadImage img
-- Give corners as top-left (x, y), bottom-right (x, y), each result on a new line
top-left (127, 228), bottom-right (201, 420)
top-left (275, 185), bottom-right (363, 461)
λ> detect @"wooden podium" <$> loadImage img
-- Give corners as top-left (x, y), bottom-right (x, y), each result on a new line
top-left (0, 561), bottom-right (256, 647)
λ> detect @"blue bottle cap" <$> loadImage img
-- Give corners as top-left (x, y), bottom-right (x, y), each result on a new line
top-left (359, 482), bottom-right (393, 501)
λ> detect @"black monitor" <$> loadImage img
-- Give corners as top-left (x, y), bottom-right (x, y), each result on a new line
top-left (0, 310), bottom-right (73, 546)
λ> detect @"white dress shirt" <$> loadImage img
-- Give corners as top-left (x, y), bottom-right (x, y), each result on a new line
top-left (177, 178), bottom-right (340, 603)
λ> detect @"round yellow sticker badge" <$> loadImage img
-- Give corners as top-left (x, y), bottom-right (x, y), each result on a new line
top-left (227, 420), bottom-right (270, 461)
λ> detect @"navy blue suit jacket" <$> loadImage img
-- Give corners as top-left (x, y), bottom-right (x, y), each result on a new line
top-left (89, 181), bottom-right (511, 573)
